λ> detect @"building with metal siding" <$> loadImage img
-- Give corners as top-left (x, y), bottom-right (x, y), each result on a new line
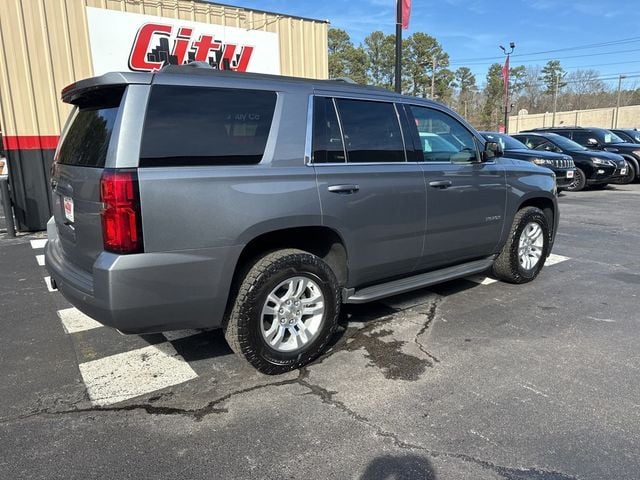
top-left (0, 0), bottom-right (328, 231)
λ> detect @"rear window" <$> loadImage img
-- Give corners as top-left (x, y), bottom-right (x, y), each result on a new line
top-left (140, 86), bottom-right (277, 167)
top-left (56, 87), bottom-right (124, 168)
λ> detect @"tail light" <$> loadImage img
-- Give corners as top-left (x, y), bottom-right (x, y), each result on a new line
top-left (100, 169), bottom-right (143, 254)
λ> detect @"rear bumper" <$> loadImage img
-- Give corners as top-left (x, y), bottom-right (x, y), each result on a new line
top-left (45, 219), bottom-right (240, 333)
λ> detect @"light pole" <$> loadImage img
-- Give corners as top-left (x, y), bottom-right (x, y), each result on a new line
top-left (552, 72), bottom-right (566, 127)
top-left (615, 74), bottom-right (627, 128)
top-left (500, 42), bottom-right (515, 132)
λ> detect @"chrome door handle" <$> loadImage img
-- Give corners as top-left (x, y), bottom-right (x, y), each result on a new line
top-left (328, 184), bottom-right (360, 194)
top-left (428, 180), bottom-right (452, 189)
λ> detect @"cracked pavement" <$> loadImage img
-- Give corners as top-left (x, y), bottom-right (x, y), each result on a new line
top-left (2, 184), bottom-right (640, 479)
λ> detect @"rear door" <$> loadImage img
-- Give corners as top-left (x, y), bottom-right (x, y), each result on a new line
top-left (405, 104), bottom-right (506, 270)
top-left (312, 96), bottom-right (426, 287)
top-left (50, 86), bottom-right (125, 272)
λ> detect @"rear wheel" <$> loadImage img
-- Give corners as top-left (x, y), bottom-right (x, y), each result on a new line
top-left (493, 207), bottom-right (551, 284)
top-left (224, 249), bottom-right (340, 374)
top-left (566, 168), bottom-right (586, 192)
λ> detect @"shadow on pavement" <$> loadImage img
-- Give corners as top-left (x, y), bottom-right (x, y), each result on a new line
top-left (360, 454), bottom-right (436, 480)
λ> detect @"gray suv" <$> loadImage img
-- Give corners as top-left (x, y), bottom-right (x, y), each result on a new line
top-left (46, 65), bottom-right (559, 374)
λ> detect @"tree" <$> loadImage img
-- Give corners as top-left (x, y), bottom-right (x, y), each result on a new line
top-left (403, 32), bottom-right (451, 99)
top-left (540, 60), bottom-right (567, 95)
top-left (566, 69), bottom-right (606, 110)
top-left (364, 31), bottom-right (396, 89)
top-left (327, 28), bottom-right (368, 84)
top-left (509, 65), bottom-right (527, 98)
top-left (519, 65), bottom-right (543, 112)
top-left (481, 63), bottom-right (504, 129)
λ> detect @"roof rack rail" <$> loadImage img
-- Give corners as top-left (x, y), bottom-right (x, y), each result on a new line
top-left (331, 77), bottom-right (357, 84)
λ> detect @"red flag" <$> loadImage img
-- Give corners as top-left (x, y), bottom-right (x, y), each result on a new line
top-left (400, 0), bottom-right (411, 29)
top-left (502, 55), bottom-right (510, 97)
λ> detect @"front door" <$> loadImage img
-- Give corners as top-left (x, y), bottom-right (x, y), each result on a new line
top-left (312, 96), bottom-right (426, 287)
top-left (405, 105), bottom-right (506, 270)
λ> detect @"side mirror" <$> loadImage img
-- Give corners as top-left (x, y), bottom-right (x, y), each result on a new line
top-left (483, 141), bottom-right (503, 161)
top-left (587, 138), bottom-right (600, 148)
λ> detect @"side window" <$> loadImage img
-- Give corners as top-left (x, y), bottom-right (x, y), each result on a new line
top-left (312, 97), bottom-right (346, 163)
top-left (408, 106), bottom-right (479, 163)
top-left (520, 136), bottom-right (543, 150)
top-left (334, 99), bottom-right (406, 163)
top-left (570, 131), bottom-right (591, 145)
top-left (140, 86), bottom-right (276, 167)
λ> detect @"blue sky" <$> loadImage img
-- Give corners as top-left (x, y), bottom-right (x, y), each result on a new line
top-left (226, 0), bottom-right (640, 88)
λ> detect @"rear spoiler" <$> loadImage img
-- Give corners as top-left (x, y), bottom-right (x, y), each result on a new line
top-left (61, 72), bottom-right (153, 105)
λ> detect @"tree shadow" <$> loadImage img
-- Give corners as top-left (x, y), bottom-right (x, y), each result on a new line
top-left (360, 454), bottom-right (437, 480)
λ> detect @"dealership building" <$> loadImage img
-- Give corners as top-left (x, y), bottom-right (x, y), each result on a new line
top-left (0, 0), bottom-right (328, 231)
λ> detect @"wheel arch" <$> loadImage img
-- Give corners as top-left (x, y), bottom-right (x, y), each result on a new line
top-left (620, 154), bottom-right (639, 179)
top-left (232, 226), bottom-right (349, 289)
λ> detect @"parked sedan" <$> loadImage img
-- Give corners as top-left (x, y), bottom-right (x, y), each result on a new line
top-left (481, 132), bottom-right (576, 190)
top-left (512, 132), bottom-right (628, 191)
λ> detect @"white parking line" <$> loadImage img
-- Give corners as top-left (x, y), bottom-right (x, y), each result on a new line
top-left (78, 343), bottom-right (198, 406)
top-left (44, 276), bottom-right (57, 292)
top-left (467, 275), bottom-right (498, 286)
top-left (30, 239), bottom-right (47, 249)
top-left (57, 308), bottom-right (103, 334)
top-left (546, 253), bottom-right (570, 266)
top-left (35, 254), bottom-right (45, 266)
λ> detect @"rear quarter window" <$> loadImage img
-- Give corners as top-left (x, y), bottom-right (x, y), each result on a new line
top-left (56, 87), bottom-right (124, 168)
top-left (140, 86), bottom-right (277, 167)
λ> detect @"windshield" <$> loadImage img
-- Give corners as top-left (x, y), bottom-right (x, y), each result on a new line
top-left (597, 129), bottom-right (625, 144)
top-left (547, 134), bottom-right (587, 151)
top-left (482, 133), bottom-right (527, 150)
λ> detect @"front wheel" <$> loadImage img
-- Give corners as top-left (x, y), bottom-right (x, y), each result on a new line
top-left (224, 249), bottom-right (340, 374)
top-left (566, 168), bottom-right (586, 192)
top-left (617, 162), bottom-right (636, 184)
top-left (493, 207), bottom-right (551, 284)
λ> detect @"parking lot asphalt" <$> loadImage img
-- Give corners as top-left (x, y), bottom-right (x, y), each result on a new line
top-left (1, 184), bottom-right (640, 480)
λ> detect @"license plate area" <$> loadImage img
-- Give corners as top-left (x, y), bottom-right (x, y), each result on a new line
top-left (63, 196), bottom-right (74, 223)
top-left (566, 170), bottom-right (574, 179)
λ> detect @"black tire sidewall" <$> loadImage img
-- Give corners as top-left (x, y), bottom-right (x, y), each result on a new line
top-left (567, 168), bottom-right (586, 191)
top-left (508, 209), bottom-right (551, 282)
top-left (238, 253), bottom-right (339, 371)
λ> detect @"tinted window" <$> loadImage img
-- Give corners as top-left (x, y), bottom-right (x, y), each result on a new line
top-left (482, 133), bottom-right (527, 150)
top-left (409, 106), bottom-right (478, 162)
top-left (312, 97), bottom-right (346, 163)
top-left (141, 86), bottom-right (276, 167)
top-left (56, 87), bottom-right (124, 168)
top-left (334, 99), bottom-right (405, 163)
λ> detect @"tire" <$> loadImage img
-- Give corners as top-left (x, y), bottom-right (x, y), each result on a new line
top-left (566, 168), bottom-right (586, 192)
top-left (618, 162), bottom-right (636, 184)
top-left (492, 207), bottom-right (551, 284)
top-left (224, 249), bottom-right (340, 374)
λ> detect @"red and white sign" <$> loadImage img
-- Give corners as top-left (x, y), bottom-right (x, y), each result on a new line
top-left (86, 7), bottom-right (280, 75)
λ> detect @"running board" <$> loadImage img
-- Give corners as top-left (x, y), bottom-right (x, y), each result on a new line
top-left (343, 256), bottom-right (496, 304)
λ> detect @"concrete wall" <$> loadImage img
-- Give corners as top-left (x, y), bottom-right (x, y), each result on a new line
top-left (509, 105), bottom-right (640, 133)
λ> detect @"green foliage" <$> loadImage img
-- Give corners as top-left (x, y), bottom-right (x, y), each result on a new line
top-left (327, 28), bottom-right (368, 85)
top-left (364, 31), bottom-right (396, 88)
top-left (540, 60), bottom-right (567, 95)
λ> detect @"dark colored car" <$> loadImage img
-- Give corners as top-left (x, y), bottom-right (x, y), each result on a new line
top-left (523, 127), bottom-right (639, 183)
top-left (612, 128), bottom-right (640, 144)
top-left (512, 132), bottom-right (628, 191)
top-left (481, 132), bottom-right (576, 189)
